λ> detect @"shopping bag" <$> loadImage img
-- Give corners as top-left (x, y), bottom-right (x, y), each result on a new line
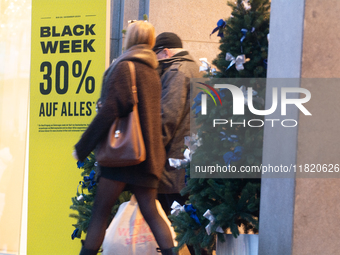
top-left (102, 195), bottom-right (177, 255)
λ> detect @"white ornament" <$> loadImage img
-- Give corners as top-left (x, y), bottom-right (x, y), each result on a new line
top-left (242, 0), bottom-right (251, 10)
top-left (203, 210), bottom-right (224, 235)
top-left (77, 194), bottom-right (84, 201)
top-left (225, 53), bottom-right (246, 71)
top-left (171, 201), bottom-right (186, 216)
top-left (199, 58), bottom-right (217, 76)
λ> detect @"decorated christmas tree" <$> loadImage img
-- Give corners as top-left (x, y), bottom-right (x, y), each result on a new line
top-left (69, 152), bottom-right (131, 241)
top-left (169, 0), bottom-right (270, 254)
top-left (212, 0), bottom-right (269, 78)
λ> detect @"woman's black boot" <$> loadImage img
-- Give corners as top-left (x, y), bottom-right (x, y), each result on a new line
top-left (156, 247), bottom-right (177, 255)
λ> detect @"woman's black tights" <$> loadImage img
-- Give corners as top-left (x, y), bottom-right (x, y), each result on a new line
top-left (80, 177), bottom-right (174, 254)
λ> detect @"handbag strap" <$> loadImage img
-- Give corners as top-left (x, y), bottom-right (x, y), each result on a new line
top-left (127, 61), bottom-right (138, 104)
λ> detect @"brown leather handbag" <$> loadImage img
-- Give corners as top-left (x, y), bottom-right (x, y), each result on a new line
top-left (96, 61), bottom-right (146, 167)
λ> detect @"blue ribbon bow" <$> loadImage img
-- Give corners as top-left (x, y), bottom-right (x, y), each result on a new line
top-left (210, 19), bottom-right (226, 38)
top-left (83, 170), bottom-right (96, 191)
top-left (240, 27), bottom-right (255, 52)
top-left (191, 91), bottom-right (204, 115)
top-left (77, 158), bottom-right (89, 168)
top-left (184, 204), bottom-right (201, 225)
top-left (77, 161), bottom-right (85, 169)
top-left (219, 132), bottom-right (239, 142)
top-left (87, 182), bottom-right (96, 191)
top-left (240, 28), bottom-right (248, 43)
top-left (71, 228), bottom-right (80, 240)
top-left (84, 170), bottom-right (95, 182)
top-left (223, 146), bottom-right (244, 166)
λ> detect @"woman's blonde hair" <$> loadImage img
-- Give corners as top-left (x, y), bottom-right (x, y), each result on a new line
top-left (124, 21), bottom-right (156, 50)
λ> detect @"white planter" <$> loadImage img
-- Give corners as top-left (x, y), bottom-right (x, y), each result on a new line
top-left (216, 234), bottom-right (258, 255)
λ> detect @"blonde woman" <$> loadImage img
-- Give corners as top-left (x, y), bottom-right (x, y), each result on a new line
top-left (73, 21), bottom-right (175, 255)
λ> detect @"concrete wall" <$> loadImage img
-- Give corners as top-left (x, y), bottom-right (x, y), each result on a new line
top-left (293, 0), bottom-right (340, 254)
top-left (258, 0), bottom-right (305, 254)
top-left (149, 0), bottom-right (231, 67)
top-left (259, 0), bottom-right (340, 254)
top-left (110, 0), bottom-right (231, 66)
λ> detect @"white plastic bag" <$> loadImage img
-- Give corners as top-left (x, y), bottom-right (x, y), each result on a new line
top-left (102, 195), bottom-right (177, 255)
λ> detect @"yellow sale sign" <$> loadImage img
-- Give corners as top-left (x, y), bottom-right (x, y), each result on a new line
top-left (29, 0), bottom-right (107, 254)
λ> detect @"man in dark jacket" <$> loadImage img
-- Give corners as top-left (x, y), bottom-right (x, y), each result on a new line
top-left (154, 32), bottom-right (208, 255)
top-left (154, 32), bottom-right (201, 212)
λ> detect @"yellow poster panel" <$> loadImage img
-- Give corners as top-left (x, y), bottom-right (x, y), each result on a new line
top-left (29, 1), bottom-right (106, 254)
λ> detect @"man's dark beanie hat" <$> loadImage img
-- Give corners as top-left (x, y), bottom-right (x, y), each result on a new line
top-left (153, 32), bottom-right (183, 51)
